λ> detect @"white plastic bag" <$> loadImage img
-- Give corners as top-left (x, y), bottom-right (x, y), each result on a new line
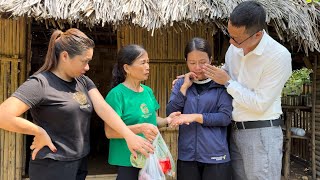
top-left (138, 153), bottom-right (165, 180)
top-left (138, 132), bottom-right (176, 180)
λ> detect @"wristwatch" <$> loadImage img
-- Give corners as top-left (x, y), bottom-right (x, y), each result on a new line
top-left (224, 79), bottom-right (232, 88)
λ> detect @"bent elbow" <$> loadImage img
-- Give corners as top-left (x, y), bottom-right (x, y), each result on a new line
top-left (105, 131), bottom-right (112, 139)
top-left (104, 124), bottom-right (112, 139)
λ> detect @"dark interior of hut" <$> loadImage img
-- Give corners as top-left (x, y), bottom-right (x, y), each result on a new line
top-left (24, 20), bottom-right (118, 176)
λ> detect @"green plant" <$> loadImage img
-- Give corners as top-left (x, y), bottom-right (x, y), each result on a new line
top-left (306, 0), bottom-right (320, 3)
top-left (282, 67), bottom-right (313, 96)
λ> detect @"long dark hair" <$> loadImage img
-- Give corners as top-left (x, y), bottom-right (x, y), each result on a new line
top-left (111, 44), bottom-right (146, 88)
top-left (230, 1), bottom-right (266, 34)
top-left (35, 28), bottom-right (95, 74)
top-left (184, 37), bottom-right (212, 60)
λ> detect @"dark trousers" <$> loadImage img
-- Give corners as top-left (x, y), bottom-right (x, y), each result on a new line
top-left (177, 160), bottom-right (231, 180)
top-left (29, 157), bottom-right (88, 180)
top-left (116, 166), bottom-right (140, 180)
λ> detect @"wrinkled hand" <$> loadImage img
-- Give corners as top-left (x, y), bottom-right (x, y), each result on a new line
top-left (30, 127), bottom-right (57, 160)
top-left (125, 134), bottom-right (154, 158)
top-left (169, 114), bottom-right (196, 128)
top-left (171, 74), bottom-right (185, 90)
top-left (141, 123), bottom-right (158, 142)
top-left (203, 64), bottom-right (230, 85)
top-left (166, 111), bottom-right (182, 125)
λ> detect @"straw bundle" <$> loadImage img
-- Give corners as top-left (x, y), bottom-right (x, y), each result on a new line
top-left (0, 0), bottom-right (319, 54)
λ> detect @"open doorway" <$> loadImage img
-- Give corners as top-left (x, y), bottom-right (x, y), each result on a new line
top-left (25, 20), bottom-right (118, 176)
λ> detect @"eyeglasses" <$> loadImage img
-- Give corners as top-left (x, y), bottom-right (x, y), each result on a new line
top-left (226, 31), bottom-right (260, 45)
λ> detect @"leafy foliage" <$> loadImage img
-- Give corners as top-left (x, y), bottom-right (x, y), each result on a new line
top-left (282, 67), bottom-right (313, 96)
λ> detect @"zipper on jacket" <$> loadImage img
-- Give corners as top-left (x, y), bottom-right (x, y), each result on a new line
top-left (195, 93), bottom-right (200, 161)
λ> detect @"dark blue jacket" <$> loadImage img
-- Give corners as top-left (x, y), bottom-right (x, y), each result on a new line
top-left (166, 79), bottom-right (233, 164)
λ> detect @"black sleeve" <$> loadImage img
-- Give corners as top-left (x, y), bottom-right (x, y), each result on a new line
top-left (83, 76), bottom-right (96, 91)
top-left (11, 77), bottom-right (45, 108)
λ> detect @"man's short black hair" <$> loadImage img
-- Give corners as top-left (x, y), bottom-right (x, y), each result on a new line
top-left (229, 1), bottom-right (266, 34)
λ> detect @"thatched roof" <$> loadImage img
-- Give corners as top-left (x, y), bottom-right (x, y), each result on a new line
top-left (0, 0), bottom-right (319, 54)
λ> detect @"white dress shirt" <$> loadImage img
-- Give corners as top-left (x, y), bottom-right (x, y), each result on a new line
top-left (223, 30), bottom-right (292, 122)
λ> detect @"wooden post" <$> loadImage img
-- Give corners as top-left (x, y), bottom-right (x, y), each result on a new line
top-left (284, 109), bottom-right (292, 179)
top-left (312, 55), bottom-right (317, 179)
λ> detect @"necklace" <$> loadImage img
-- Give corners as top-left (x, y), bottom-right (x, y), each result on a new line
top-left (193, 78), bottom-right (212, 84)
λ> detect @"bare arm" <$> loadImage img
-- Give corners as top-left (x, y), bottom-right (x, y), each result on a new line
top-left (0, 97), bottom-right (56, 159)
top-left (0, 97), bottom-right (37, 134)
top-left (156, 116), bottom-right (168, 128)
top-left (104, 123), bottom-right (144, 138)
top-left (105, 112), bottom-right (181, 141)
top-left (104, 123), bottom-right (158, 142)
top-left (88, 88), bottom-right (154, 157)
top-left (157, 112), bottom-right (181, 128)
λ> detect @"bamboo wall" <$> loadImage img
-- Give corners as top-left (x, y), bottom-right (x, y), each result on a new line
top-left (0, 18), bottom-right (28, 180)
top-left (117, 24), bottom-right (216, 117)
top-left (313, 54), bottom-right (320, 178)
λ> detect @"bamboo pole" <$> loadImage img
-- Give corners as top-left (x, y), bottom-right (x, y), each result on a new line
top-left (0, 19), bottom-right (3, 55)
top-left (7, 20), bottom-right (14, 180)
top-left (284, 110), bottom-right (292, 179)
top-left (0, 19), bottom-right (3, 180)
top-left (312, 55), bottom-right (317, 179)
top-left (3, 61), bottom-right (9, 180)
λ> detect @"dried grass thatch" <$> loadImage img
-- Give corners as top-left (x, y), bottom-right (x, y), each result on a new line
top-left (0, 0), bottom-right (319, 54)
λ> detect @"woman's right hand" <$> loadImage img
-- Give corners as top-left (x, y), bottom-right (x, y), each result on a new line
top-left (140, 123), bottom-right (158, 142)
top-left (30, 127), bottom-right (57, 160)
top-left (180, 72), bottom-right (198, 95)
top-left (125, 133), bottom-right (154, 158)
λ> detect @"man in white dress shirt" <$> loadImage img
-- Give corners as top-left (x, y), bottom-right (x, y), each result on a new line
top-left (203, 1), bottom-right (292, 179)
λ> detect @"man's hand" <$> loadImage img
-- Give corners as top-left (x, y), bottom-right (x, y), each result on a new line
top-left (203, 64), bottom-right (230, 85)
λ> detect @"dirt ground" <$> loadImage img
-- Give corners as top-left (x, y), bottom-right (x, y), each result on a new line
top-left (285, 160), bottom-right (312, 180)
top-left (87, 154), bottom-right (313, 180)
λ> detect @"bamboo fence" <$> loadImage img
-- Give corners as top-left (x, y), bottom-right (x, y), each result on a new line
top-left (0, 17), bottom-right (27, 180)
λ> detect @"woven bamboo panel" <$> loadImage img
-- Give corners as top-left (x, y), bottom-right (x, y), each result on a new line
top-left (0, 17), bottom-right (27, 180)
top-left (117, 24), bottom-right (216, 62)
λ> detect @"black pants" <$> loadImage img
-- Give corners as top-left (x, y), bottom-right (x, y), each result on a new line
top-left (29, 157), bottom-right (88, 180)
top-left (116, 166), bottom-right (140, 180)
top-left (177, 160), bottom-right (231, 180)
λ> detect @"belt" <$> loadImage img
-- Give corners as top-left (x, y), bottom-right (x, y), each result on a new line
top-left (232, 118), bottom-right (283, 130)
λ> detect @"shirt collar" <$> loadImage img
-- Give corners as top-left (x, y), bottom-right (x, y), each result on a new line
top-left (251, 29), bottom-right (268, 56)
